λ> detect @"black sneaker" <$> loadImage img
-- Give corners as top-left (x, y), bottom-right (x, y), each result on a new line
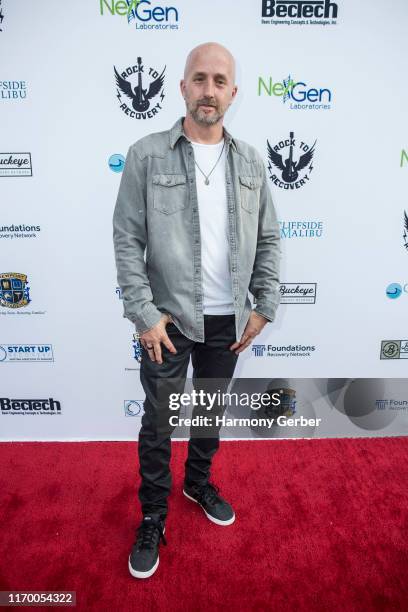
top-left (183, 482), bottom-right (235, 526)
top-left (128, 514), bottom-right (166, 579)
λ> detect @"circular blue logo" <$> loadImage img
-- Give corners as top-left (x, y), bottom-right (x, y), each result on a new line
top-left (125, 400), bottom-right (143, 416)
top-left (386, 283), bottom-right (402, 299)
top-left (108, 154), bottom-right (125, 173)
top-left (0, 346), bottom-right (7, 362)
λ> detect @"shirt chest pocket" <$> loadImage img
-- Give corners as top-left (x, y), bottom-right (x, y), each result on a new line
top-left (239, 175), bottom-right (262, 214)
top-left (152, 173), bottom-right (188, 214)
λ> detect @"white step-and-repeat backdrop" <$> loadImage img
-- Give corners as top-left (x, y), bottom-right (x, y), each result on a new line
top-left (1, 0), bottom-right (407, 440)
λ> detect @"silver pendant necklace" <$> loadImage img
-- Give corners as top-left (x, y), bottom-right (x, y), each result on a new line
top-left (193, 139), bottom-right (225, 185)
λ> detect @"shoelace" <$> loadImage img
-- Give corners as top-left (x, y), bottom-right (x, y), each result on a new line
top-left (196, 482), bottom-right (220, 506)
top-left (136, 519), bottom-right (167, 550)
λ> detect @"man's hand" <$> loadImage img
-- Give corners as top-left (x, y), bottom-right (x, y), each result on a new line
top-left (229, 311), bottom-right (269, 355)
top-left (140, 314), bottom-right (177, 364)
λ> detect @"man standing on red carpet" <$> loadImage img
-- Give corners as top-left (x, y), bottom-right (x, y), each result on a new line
top-left (113, 41), bottom-right (280, 579)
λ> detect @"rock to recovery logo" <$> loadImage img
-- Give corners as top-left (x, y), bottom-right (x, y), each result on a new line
top-left (114, 56), bottom-right (165, 119)
top-left (267, 132), bottom-right (316, 190)
top-left (0, 273), bottom-right (30, 308)
top-left (404, 211), bottom-right (408, 251)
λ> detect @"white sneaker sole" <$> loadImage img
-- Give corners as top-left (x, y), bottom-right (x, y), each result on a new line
top-left (128, 525), bottom-right (165, 579)
top-left (183, 489), bottom-right (236, 526)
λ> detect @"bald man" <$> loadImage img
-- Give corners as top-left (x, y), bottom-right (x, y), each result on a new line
top-left (113, 42), bottom-right (280, 579)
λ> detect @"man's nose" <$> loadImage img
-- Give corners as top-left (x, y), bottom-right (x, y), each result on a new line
top-left (203, 79), bottom-right (215, 99)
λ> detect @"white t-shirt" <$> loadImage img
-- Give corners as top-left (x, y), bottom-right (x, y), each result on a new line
top-left (190, 138), bottom-right (234, 315)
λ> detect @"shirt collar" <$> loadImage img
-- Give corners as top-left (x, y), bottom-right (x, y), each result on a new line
top-left (169, 116), bottom-right (237, 152)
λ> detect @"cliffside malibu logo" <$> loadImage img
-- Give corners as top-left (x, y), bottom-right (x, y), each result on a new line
top-left (267, 132), bottom-right (316, 189)
top-left (0, 273), bottom-right (30, 308)
top-left (114, 57), bottom-right (165, 119)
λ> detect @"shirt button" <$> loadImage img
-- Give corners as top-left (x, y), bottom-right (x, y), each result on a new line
top-left (190, 179), bottom-right (194, 183)
top-left (232, 266), bottom-right (237, 272)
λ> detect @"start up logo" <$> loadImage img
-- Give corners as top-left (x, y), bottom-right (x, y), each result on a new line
top-left (100, 0), bottom-right (180, 30)
top-left (258, 75), bottom-right (333, 110)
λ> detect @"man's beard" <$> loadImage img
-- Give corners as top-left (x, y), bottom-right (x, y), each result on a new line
top-left (186, 98), bottom-right (226, 126)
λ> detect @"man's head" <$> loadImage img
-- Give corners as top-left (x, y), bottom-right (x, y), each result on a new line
top-left (180, 42), bottom-right (238, 127)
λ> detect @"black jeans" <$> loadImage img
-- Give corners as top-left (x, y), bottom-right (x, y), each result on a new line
top-left (138, 314), bottom-right (239, 518)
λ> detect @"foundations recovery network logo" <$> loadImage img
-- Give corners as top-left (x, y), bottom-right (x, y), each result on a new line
top-left (258, 75), bottom-right (333, 110)
top-left (375, 399), bottom-right (408, 411)
top-left (279, 220), bottom-right (323, 238)
top-left (267, 132), bottom-right (316, 190)
top-left (280, 283), bottom-right (317, 304)
top-left (114, 56), bottom-right (165, 119)
top-left (100, 0), bottom-right (180, 30)
top-left (0, 273), bottom-right (30, 308)
top-left (0, 224), bottom-right (41, 240)
top-left (252, 343), bottom-right (316, 358)
top-left (380, 341), bottom-right (408, 360)
top-left (261, 0), bottom-right (338, 26)
top-left (0, 153), bottom-right (32, 177)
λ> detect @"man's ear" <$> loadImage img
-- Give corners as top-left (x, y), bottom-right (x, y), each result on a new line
top-left (180, 79), bottom-right (185, 98)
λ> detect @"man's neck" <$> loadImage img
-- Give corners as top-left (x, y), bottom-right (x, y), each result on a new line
top-left (182, 114), bottom-right (224, 145)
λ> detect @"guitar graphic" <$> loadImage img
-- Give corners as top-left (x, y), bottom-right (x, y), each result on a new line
top-left (268, 132), bottom-right (316, 184)
top-left (114, 57), bottom-right (165, 113)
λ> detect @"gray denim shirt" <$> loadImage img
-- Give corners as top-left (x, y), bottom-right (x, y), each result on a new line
top-left (112, 116), bottom-right (281, 342)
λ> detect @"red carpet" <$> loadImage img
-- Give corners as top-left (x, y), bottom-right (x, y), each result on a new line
top-left (1, 438), bottom-right (408, 611)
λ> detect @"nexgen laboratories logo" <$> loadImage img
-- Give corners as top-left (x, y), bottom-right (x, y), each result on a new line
top-left (100, 0), bottom-right (180, 30)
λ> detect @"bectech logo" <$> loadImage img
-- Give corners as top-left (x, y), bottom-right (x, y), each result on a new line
top-left (0, 397), bottom-right (62, 415)
top-left (261, 0), bottom-right (338, 25)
